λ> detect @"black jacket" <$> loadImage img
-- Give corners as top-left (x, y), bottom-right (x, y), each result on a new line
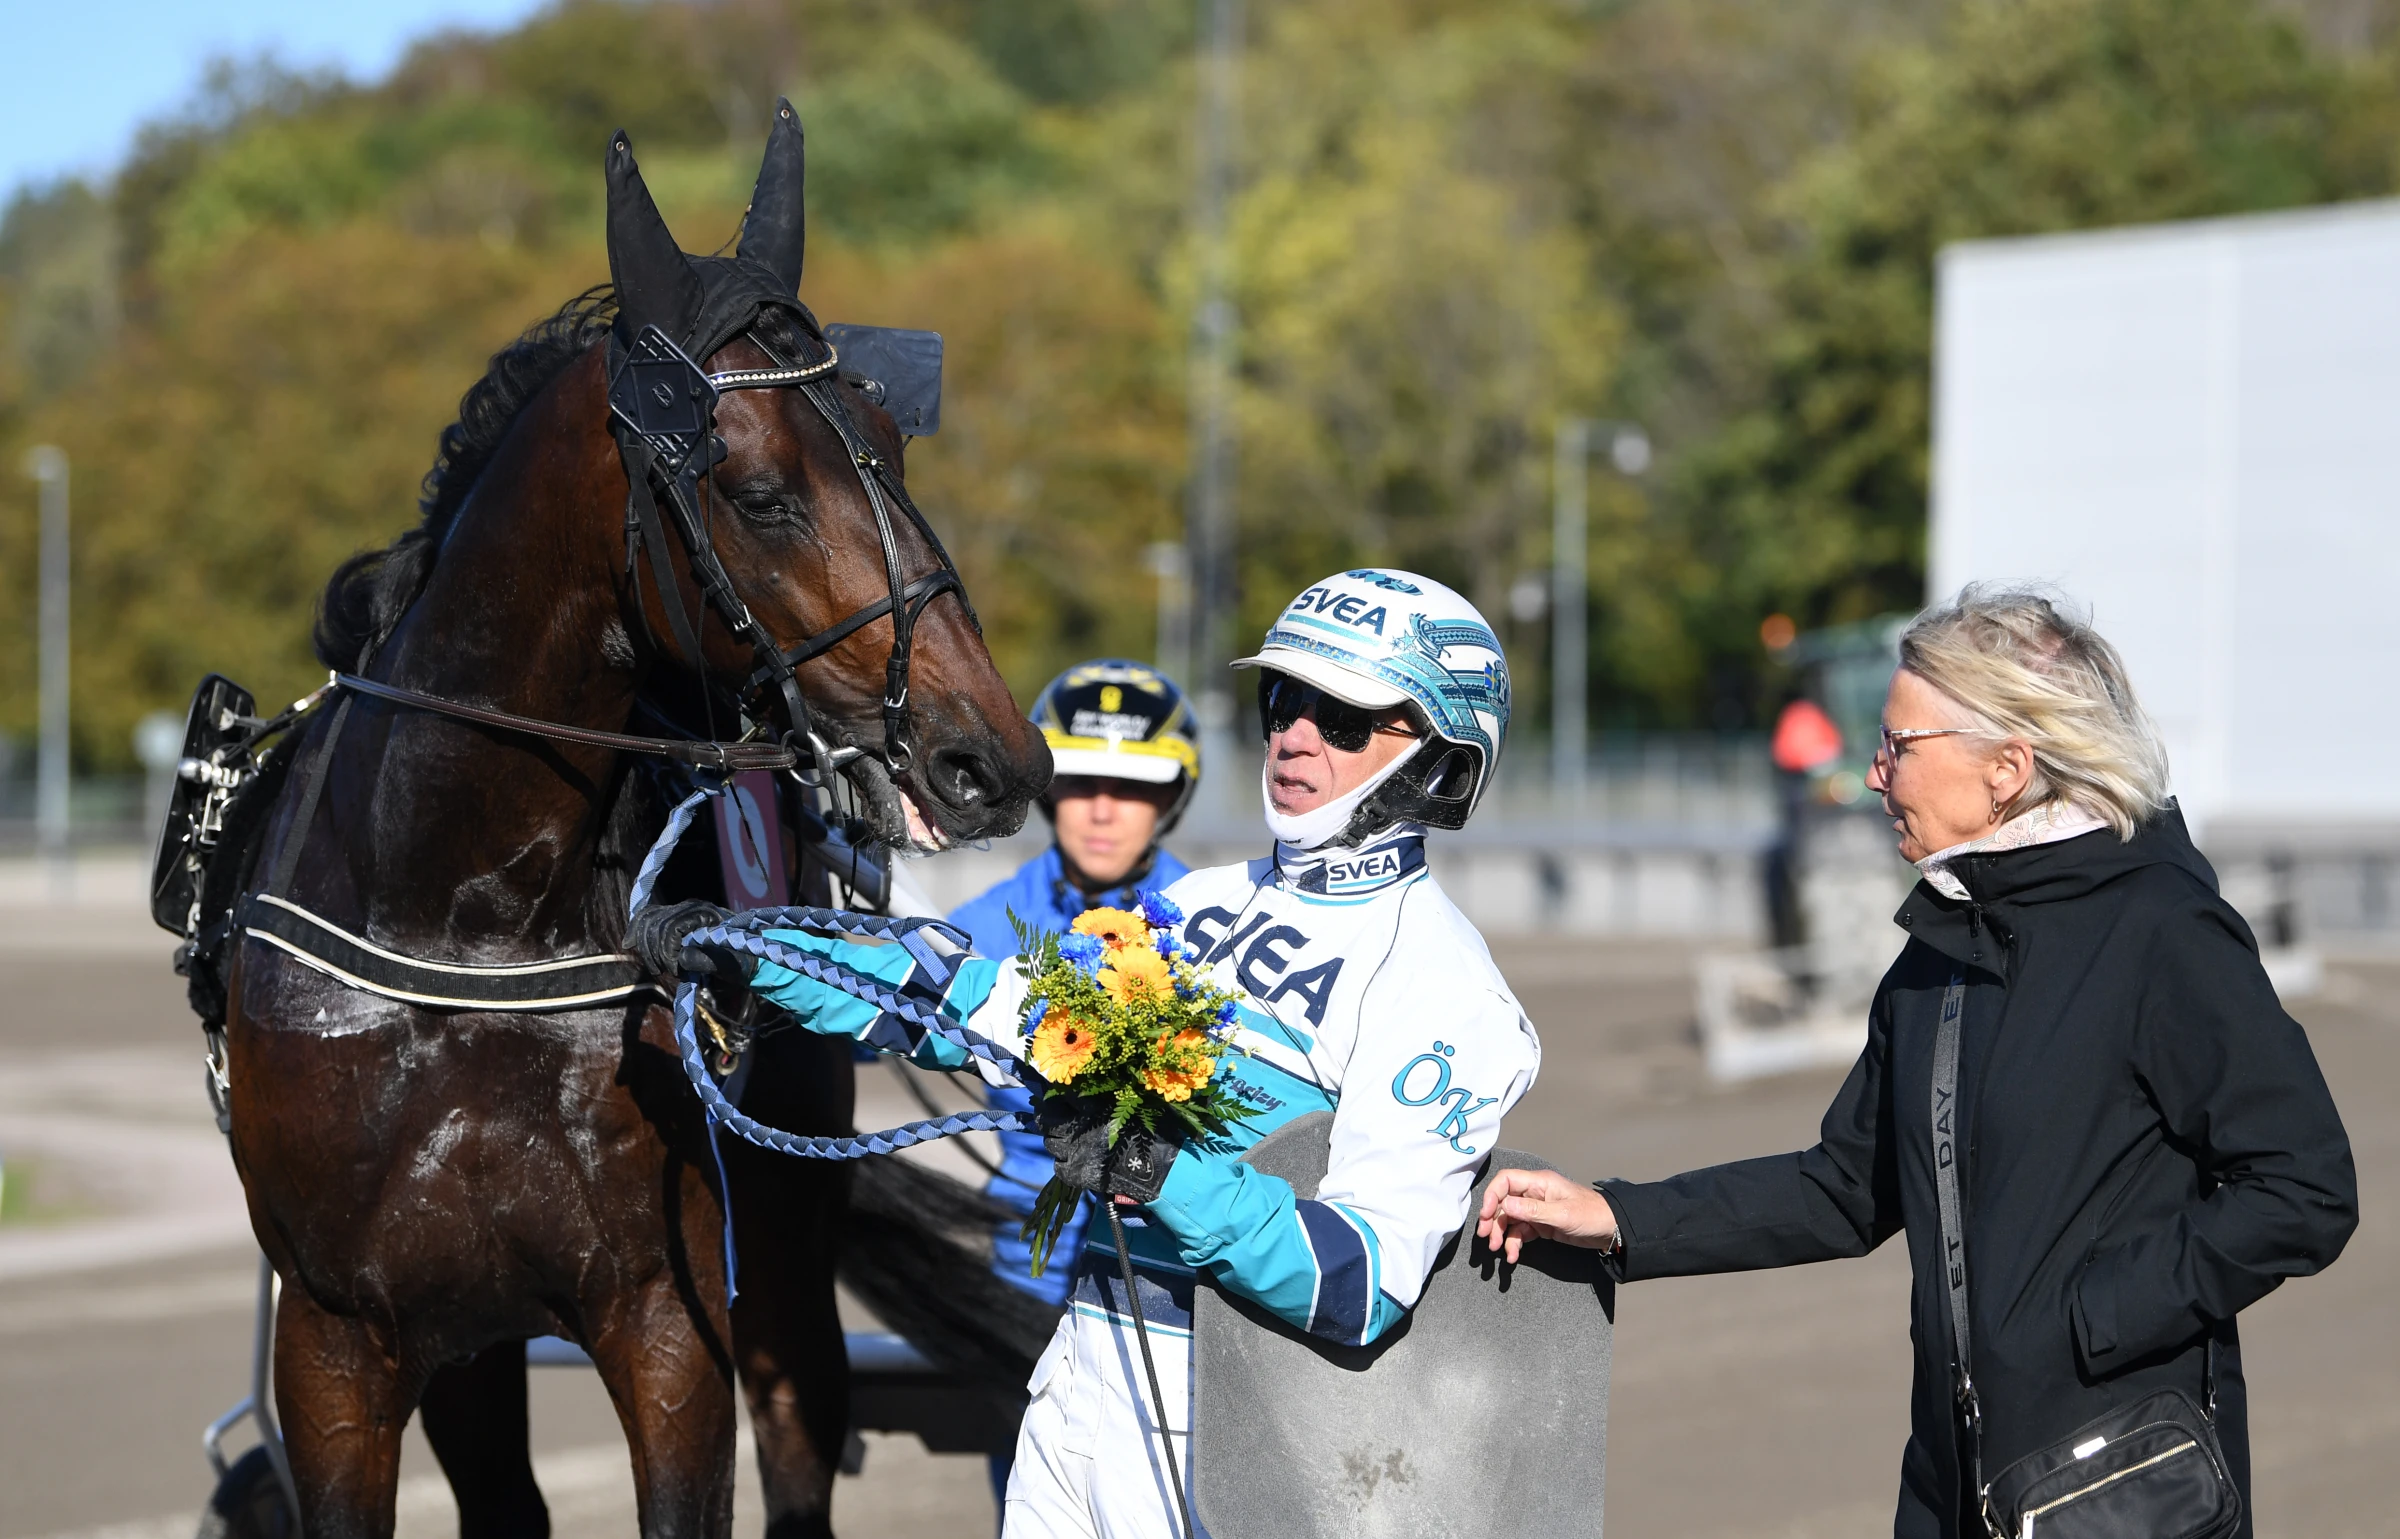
top-left (1600, 807), bottom-right (2356, 1539)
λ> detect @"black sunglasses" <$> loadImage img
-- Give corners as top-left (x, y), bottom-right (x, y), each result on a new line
top-left (1259, 676), bottom-right (1420, 753)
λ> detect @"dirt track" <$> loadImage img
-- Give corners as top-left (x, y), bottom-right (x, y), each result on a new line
top-left (2, 907), bottom-right (2388, 1538)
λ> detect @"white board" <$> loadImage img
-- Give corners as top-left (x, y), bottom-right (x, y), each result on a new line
top-left (1932, 200), bottom-right (2400, 834)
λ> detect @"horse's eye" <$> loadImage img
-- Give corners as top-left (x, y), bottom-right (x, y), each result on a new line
top-left (729, 489), bottom-right (801, 526)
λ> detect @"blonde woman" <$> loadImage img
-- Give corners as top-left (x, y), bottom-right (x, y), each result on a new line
top-left (1479, 586), bottom-right (2355, 1539)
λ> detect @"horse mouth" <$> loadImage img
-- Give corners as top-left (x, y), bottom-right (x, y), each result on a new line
top-left (831, 713), bottom-right (1042, 855)
top-left (841, 755), bottom-right (956, 856)
top-left (899, 781), bottom-right (954, 854)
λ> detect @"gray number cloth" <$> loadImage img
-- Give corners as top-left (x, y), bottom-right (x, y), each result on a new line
top-left (1192, 1111), bottom-right (1613, 1538)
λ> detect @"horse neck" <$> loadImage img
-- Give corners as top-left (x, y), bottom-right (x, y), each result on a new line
top-left (334, 353), bottom-right (646, 952)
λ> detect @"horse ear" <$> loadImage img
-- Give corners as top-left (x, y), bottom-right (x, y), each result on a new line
top-left (738, 98), bottom-right (807, 294)
top-left (605, 130), bottom-right (705, 340)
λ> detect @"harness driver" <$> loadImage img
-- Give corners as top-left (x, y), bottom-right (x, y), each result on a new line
top-left (666, 569), bottom-right (1539, 1538)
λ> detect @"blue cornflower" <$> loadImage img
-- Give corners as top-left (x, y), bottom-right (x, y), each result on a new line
top-left (1140, 890), bottom-right (1184, 928)
top-left (1154, 930), bottom-right (1181, 961)
top-left (1214, 999), bottom-right (1241, 1031)
top-left (1058, 933), bottom-right (1106, 976)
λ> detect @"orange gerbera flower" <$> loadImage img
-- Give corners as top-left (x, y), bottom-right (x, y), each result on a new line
top-left (1027, 1009), bottom-right (1099, 1084)
top-left (1098, 945), bottom-right (1172, 1002)
top-left (1143, 1060), bottom-right (1210, 1103)
top-left (1071, 907), bottom-right (1150, 951)
top-left (1142, 1027), bottom-right (1215, 1102)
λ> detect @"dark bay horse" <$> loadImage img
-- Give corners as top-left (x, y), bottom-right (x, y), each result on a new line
top-left (221, 106), bottom-right (1048, 1539)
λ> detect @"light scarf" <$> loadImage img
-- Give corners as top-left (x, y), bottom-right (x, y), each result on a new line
top-left (1916, 800), bottom-right (2110, 901)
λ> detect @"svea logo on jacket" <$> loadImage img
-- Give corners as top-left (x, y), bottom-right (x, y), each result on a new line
top-left (1322, 846), bottom-right (1417, 894)
top-left (1185, 907), bottom-right (1345, 1026)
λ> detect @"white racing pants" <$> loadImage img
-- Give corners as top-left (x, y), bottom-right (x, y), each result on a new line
top-left (1002, 1305), bottom-right (1200, 1539)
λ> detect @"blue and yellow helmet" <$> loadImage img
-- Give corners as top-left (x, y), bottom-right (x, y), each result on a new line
top-left (1029, 660), bottom-right (1201, 831)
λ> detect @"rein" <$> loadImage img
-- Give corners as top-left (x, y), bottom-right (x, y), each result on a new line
top-left (627, 788), bottom-right (1037, 1158)
top-left (332, 673), bottom-right (798, 772)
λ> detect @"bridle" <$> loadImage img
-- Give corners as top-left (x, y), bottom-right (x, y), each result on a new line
top-left (328, 295), bottom-right (975, 793)
top-left (605, 309), bottom-right (972, 785)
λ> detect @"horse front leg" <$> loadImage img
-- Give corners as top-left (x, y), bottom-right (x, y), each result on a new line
top-left (728, 1136), bottom-right (853, 1538)
top-left (587, 1254), bottom-right (739, 1539)
top-left (274, 1281), bottom-right (414, 1539)
top-left (420, 1342), bottom-right (549, 1539)
top-left (731, 1228), bottom-right (849, 1539)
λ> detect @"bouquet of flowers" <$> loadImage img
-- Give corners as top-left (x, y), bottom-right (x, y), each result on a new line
top-left (1009, 891), bottom-right (1253, 1276)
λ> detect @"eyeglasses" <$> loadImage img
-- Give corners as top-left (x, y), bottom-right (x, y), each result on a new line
top-left (1260, 676), bottom-right (1421, 754)
top-left (1876, 725), bottom-right (1976, 763)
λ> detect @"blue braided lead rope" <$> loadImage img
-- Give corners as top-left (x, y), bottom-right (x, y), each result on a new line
top-left (674, 985), bottom-right (1034, 1160)
top-left (674, 914), bottom-right (1042, 1161)
top-left (632, 784), bottom-right (1042, 1160)
top-left (629, 785), bottom-right (716, 918)
top-left (688, 918), bottom-right (1032, 1080)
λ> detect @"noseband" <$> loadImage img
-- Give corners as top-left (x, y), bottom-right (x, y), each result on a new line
top-left (607, 315), bottom-right (970, 783)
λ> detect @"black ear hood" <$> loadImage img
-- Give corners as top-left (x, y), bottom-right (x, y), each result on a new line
top-left (606, 117), bottom-right (830, 369)
top-left (738, 97), bottom-right (807, 294)
top-left (604, 132), bottom-right (707, 343)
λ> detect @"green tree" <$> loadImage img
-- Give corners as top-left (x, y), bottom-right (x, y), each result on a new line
top-left (11, 0), bottom-right (2400, 772)
top-left (1213, 2), bottom-right (1621, 681)
top-left (1682, 0), bottom-right (2391, 673)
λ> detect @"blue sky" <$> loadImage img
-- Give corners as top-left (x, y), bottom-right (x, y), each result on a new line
top-left (3, 0), bottom-right (556, 206)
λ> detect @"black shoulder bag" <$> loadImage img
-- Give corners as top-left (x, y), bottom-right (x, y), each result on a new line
top-left (1930, 973), bottom-right (2242, 1539)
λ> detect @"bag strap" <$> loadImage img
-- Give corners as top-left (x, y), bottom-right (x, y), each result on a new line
top-left (1930, 972), bottom-right (1986, 1502)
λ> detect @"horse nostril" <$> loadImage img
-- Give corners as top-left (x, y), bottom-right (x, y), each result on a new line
top-left (933, 746), bottom-right (999, 809)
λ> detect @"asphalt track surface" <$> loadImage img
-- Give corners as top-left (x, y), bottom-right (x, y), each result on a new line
top-left (3, 900), bottom-right (2392, 1538)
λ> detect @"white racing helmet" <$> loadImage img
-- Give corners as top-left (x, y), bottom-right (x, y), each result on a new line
top-left (1234, 568), bottom-right (1511, 844)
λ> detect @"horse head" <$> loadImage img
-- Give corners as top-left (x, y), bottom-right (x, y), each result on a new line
top-left (603, 101), bottom-right (1048, 849)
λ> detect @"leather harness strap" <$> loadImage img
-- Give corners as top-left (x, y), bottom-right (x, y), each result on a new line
top-left (332, 672), bottom-right (799, 772)
top-left (240, 892), bottom-right (650, 1012)
top-left (605, 318), bottom-right (973, 784)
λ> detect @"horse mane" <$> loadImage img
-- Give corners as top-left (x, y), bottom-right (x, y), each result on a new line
top-left (311, 285), bottom-right (619, 671)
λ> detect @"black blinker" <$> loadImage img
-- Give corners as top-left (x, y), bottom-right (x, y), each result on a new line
top-left (824, 324), bottom-right (942, 435)
top-left (608, 326), bottom-right (720, 479)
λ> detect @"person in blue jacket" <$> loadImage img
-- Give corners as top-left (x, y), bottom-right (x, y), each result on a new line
top-left (945, 659), bottom-right (1200, 1500)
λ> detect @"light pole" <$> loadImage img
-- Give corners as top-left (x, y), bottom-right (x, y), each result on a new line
top-left (1186, 0), bottom-right (1243, 821)
top-left (1144, 541), bottom-right (1193, 685)
top-left (27, 447), bottom-right (70, 895)
top-left (1550, 419), bottom-right (1649, 806)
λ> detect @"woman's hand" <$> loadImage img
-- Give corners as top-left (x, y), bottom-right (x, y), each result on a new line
top-left (1477, 1168), bottom-right (1618, 1264)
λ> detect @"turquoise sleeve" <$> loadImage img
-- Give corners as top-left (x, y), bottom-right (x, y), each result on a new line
top-left (942, 956), bottom-right (1003, 1024)
top-left (1143, 1147), bottom-right (1406, 1346)
top-left (751, 931), bottom-right (981, 1071)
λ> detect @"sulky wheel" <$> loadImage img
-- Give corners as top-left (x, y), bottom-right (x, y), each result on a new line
top-left (196, 1447), bottom-right (295, 1539)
